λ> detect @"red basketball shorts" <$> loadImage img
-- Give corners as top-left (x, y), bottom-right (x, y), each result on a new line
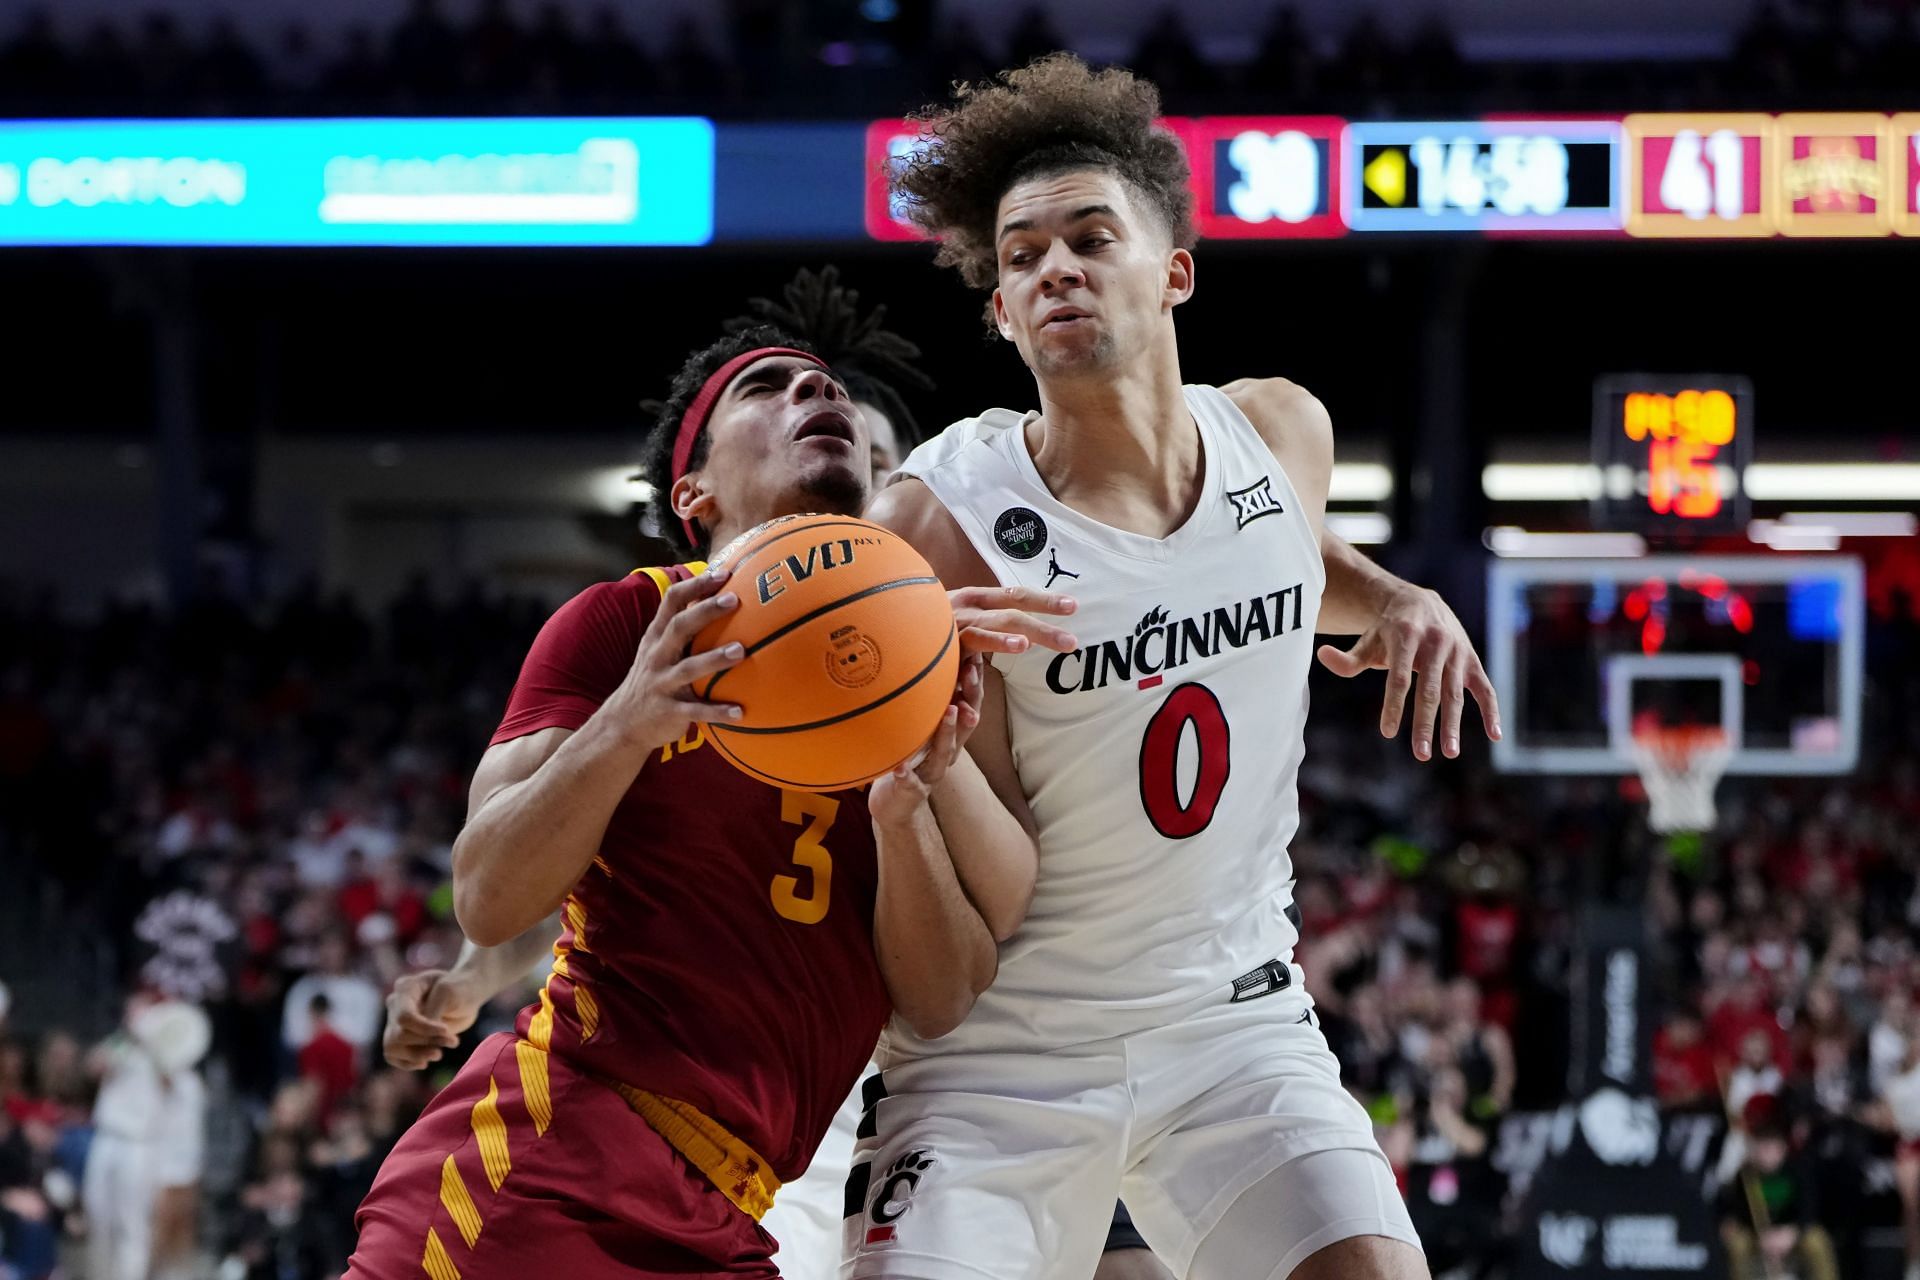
top-left (346, 1033), bottom-right (777, 1280)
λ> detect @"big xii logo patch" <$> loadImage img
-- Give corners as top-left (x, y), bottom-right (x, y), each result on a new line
top-left (994, 507), bottom-right (1048, 560)
top-left (1227, 476), bottom-right (1284, 530)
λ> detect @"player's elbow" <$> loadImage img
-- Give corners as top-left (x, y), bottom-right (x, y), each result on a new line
top-left (980, 850), bottom-right (1037, 943)
top-left (453, 884), bottom-right (512, 949)
top-left (451, 839), bottom-right (516, 948)
top-left (990, 886), bottom-right (1036, 948)
top-left (891, 946), bottom-right (997, 1041)
top-left (900, 990), bottom-right (977, 1041)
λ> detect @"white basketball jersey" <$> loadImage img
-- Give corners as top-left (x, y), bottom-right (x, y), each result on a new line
top-left (885, 384), bottom-right (1324, 1057)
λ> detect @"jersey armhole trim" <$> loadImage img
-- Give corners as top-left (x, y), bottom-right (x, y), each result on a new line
top-left (1196, 384), bottom-right (1329, 593)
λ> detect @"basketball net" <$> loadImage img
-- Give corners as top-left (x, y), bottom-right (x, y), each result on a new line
top-left (1631, 726), bottom-right (1731, 835)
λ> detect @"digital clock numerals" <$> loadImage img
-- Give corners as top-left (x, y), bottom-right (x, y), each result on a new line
top-left (1408, 135), bottom-right (1570, 216)
top-left (1623, 390), bottom-right (1738, 519)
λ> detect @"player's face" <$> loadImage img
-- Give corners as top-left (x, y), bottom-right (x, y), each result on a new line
top-left (990, 168), bottom-right (1193, 380)
top-left (695, 355), bottom-right (870, 536)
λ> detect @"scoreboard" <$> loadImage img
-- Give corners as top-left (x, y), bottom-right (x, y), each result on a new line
top-left (865, 110), bottom-right (1920, 242)
top-left (1593, 375), bottom-right (1754, 534)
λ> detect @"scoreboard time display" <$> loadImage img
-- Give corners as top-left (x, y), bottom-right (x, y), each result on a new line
top-left (1593, 375), bottom-right (1754, 534)
top-left (1342, 120), bottom-right (1623, 233)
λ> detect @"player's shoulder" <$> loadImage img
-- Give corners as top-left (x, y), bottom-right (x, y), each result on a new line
top-left (896, 405), bottom-right (1028, 480)
top-left (872, 407), bottom-right (1026, 590)
top-left (553, 563), bottom-right (701, 628)
top-left (1218, 377), bottom-right (1333, 455)
top-left (620, 561), bottom-right (705, 600)
top-left (866, 475), bottom-right (993, 590)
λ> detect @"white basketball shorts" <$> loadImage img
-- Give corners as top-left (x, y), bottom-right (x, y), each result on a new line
top-left (840, 982), bottom-right (1419, 1280)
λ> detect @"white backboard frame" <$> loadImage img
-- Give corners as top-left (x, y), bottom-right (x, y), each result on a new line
top-left (1487, 555), bottom-right (1863, 776)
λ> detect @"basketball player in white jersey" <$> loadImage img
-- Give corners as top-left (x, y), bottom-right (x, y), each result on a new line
top-left (849, 55), bottom-right (1500, 1280)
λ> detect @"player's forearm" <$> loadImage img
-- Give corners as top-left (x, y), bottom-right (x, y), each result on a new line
top-left (1316, 529), bottom-right (1417, 635)
top-left (872, 802), bottom-right (999, 1040)
top-left (452, 716), bottom-right (650, 945)
top-left (448, 911), bottom-right (563, 1002)
top-left (927, 754), bottom-right (1038, 942)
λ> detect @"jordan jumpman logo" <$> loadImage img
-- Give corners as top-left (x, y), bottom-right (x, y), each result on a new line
top-left (1044, 548), bottom-right (1080, 590)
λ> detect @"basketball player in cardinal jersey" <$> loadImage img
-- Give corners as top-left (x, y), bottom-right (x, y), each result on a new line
top-left (852, 56), bottom-right (1501, 1280)
top-left (346, 322), bottom-right (1077, 1280)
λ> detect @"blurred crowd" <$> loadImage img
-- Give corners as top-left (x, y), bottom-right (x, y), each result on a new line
top-left (0, 571), bottom-right (1916, 1279)
top-left (0, 576), bottom-right (548, 1280)
top-left (1, 0), bottom-right (1917, 122)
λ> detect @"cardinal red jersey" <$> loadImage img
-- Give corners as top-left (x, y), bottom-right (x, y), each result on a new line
top-left (490, 565), bottom-right (890, 1182)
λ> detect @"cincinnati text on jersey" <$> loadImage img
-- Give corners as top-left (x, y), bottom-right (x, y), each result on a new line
top-left (1043, 584), bottom-right (1308, 694)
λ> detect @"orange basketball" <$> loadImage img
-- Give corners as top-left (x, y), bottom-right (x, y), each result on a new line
top-left (692, 513), bottom-right (958, 792)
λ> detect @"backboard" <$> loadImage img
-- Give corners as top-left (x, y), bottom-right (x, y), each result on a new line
top-left (1487, 555), bottom-right (1864, 775)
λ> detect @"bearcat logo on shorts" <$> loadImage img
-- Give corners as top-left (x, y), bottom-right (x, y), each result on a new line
top-left (1045, 587), bottom-right (1307, 694)
top-left (993, 507), bottom-right (1048, 561)
top-left (754, 536), bottom-right (883, 604)
top-left (865, 1149), bottom-right (935, 1244)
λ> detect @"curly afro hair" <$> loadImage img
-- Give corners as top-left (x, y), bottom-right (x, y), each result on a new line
top-left (889, 53), bottom-right (1197, 294)
top-left (637, 323), bottom-right (817, 556)
top-left (723, 265), bottom-right (935, 450)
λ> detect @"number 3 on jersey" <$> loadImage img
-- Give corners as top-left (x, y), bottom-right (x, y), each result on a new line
top-left (1138, 682), bottom-right (1231, 839)
top-left (773, 790), bottom-right (837, 923)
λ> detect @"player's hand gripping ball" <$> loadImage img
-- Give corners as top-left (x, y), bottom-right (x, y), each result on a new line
top-left (692, 514), bottom-right (959, 791)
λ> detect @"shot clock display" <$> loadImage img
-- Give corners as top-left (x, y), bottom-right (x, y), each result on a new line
top-left (1593, 375), bottom-right (1754, 534)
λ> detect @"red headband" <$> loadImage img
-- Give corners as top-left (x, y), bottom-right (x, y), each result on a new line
top-left (669, 346), bottom-right (830, 546)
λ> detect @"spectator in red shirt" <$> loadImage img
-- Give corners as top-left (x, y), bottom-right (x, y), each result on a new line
top-left (336, 851), bottom-right (378, 929)
top-left (297, 994), bottom-right (359, 1130)
top-left (1654, 1009), bottom-right (1720, 1108)
top-left (1707, 972), bottom-right (1792, 1074)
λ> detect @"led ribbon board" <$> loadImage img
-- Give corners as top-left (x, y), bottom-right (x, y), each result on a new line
top-left (0, 118), bottom-right (714, 246)
top-left (1341, 119), bottom-right (1624, 233)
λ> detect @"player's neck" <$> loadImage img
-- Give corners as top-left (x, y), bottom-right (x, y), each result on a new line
top-left (1025, 346), bottom-right (1198, 531)
top-left (701, 519), bottom-right (748, 565)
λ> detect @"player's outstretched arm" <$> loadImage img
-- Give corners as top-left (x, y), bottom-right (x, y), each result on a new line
top-left (452, 571), bottom-right (746, 945)
top-left (1226, 375), bottom-right (1502, 761)
top-left (1313, 531), bottom-right (1502, 761)
top-left (868, 665), bottom-right (1001, 1039)
top-left (382, 912), bottom-right (561, 1070)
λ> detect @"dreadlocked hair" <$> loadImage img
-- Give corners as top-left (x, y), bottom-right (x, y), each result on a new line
top-left (890, 53), bottom-right (1196, 297)
top-left (723, 265), bottom-right (935, 449)
top-left (638, 323), bottom-right (815, 557)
